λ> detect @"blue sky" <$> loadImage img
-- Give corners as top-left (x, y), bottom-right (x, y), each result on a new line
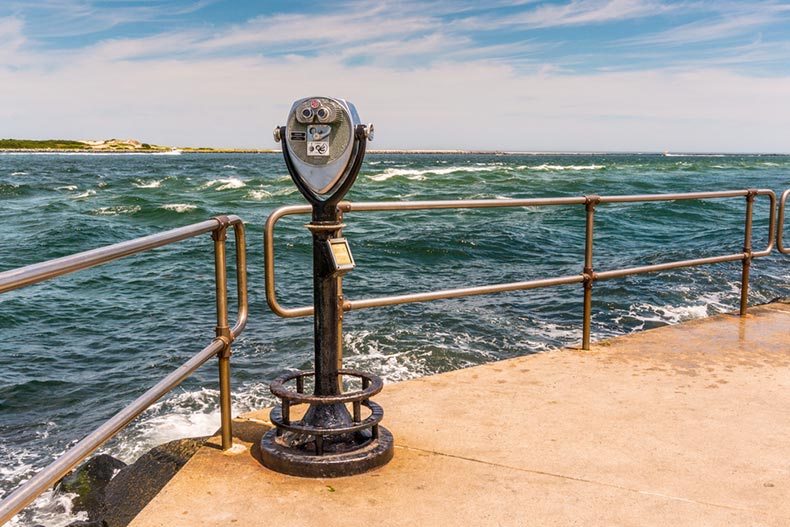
top-left (2, 0), bottom-right (789, 151)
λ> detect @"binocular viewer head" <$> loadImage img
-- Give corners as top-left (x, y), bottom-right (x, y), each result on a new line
top-left (274, 96), bottom-right (372, 203)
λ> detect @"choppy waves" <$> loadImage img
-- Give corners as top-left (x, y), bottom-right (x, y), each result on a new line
top-left (1, 152), bottom-right (789, 525)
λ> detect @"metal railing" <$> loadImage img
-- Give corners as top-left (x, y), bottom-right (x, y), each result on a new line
top-left (779, 189), bottom-right (790, 254)
top-left (265, 189), bottom-right (778, 350)
top-left (0, 215), bottom-right (248, 525)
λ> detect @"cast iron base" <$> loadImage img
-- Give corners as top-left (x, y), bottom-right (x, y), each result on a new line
top-left (260, 426), bottom-right (394, 478)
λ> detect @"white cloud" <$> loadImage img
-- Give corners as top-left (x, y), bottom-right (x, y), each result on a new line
top-left (1, 0), bottom-right (215, 38)
top-left (2, 1), bottom-right (789, 152)
top-left (623, 13), bottom-right (778, 46)
top-left (193, 9), bottom-right (437, 54)
top-left (2, 49), bottom-right (788, 153)
top-left (620, 1), bottom-right (790, 47)
top-left (0, 16), bottom-right (25, 49)
top-left (23, 7), bottom-right (444, 64)
top-left (515, 0), bottom-right (674, 28)
top-left (456, 0), bottom-right (677, 31)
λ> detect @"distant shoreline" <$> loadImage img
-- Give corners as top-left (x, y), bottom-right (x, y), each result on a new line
top-left (2, 148), bottom-right (790, 156)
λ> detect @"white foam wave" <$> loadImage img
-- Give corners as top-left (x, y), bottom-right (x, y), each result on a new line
top-left (107, 388), bottom-right (223, 462)
top-left (342, 330), bottom-right (430, 382)
top-left (73, 189), bottom-right (96, 199)
top-left (91, 206), bottom-right (141, 216)
top-left (613, 289), bottom-right (733, 330)
top-left (10, 171), bottom-right (28, 176)
top-left (467, 193), bottom-right (510, 200)
top-left (108, 385), bottom-right (276, 463)
top-left (664, 153), bottom-right (727, 157)
top-left (271, 187), bottom-right (298, 197)
top-left (55, 185), bottom-right (78, 191)
top-left (1, 437), bottom-right (89, 527)
top-left (217, 178), bottom-right (246, 190)
top-left (200, 178), bottom-right (246, 191)
top-left (622, 302), bottom-right (709, 326)
top-left (161, 203), bottom-right (197, 213)
top-left (5, 489), bottom-right (87, 527)
top-left (247, 189), bottom-right (272, 200)
top-left (133, 179), bottom-right (162, 189)
top-left (367, 165), bottom-right (500, 182)
top-left (520, 164), bottom-right (604, 171)
top-left (0, 446), bottom-right (35, 485)
top-left (761, 162), bottom-right (780, 167)
top-left (222, 164), bottom-right (239, 169)
top-left (526, 320), bottom-right (578, 350)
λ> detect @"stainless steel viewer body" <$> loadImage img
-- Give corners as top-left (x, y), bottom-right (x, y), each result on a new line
top-left (262, 96), bottom-right (393, 477)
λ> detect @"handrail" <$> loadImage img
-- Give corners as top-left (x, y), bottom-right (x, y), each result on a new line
top-left (264, 189), bottom-right (776, 348)
top-left (779, 189), bottom-right (790, 254)
top-left (0, 216), bottom-right (247, 525)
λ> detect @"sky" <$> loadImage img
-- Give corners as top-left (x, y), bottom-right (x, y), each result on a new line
top-left (1, 0), bottom-right (790, 152)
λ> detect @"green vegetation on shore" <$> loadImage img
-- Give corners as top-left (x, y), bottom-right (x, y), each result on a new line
top-left (0, 138), bottom-right (173, 151)
top-left (0, 138), bottom-right (278, 153)
top-left (0, 139), bottom-right (90, 150)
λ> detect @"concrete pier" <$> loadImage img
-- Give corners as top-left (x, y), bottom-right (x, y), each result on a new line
top-left (129, 302), bottom-right (790, 526)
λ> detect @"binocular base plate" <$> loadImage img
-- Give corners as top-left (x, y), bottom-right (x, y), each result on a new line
top-left (260, 427), bottom-right (394, 478)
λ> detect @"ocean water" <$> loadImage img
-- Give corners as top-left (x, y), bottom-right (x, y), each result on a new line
top-left (1, 152), bottom-right (789, 525)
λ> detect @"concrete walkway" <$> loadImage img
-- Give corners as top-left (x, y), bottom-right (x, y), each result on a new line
top-left (129, 302), bottom-right (790, 527)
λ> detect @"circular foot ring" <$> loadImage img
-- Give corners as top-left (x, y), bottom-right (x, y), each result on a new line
top-left (260, 427), bottom-right (394, 478)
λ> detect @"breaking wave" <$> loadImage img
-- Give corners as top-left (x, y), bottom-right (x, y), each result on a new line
top-left (133, 179), bottom-right (163, 189)
top-left (161, 203), bottom-right (197, 213)
top-left (519, 164), bottom-right (605, 171)
top-left (367, 165), bottom-right (501, 182)
top-left (90, 205), bottom-right (141, 216)
top-left (200, 178), bottom-right (246, 190)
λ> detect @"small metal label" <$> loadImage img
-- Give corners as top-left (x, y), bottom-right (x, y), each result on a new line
top-left (307, 141), bottom-right (330, 156)
top-left (326, 238), bottom-right (355, 275)
top-left (330, 242), bottom-right (353, 266)
top-left (290, 131), bottom-right (306, 141)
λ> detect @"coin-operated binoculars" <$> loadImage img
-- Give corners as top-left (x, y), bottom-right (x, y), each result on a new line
top-left (261, 97), bottom-right (393, 477)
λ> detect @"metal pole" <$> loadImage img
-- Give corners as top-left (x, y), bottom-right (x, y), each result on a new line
top-left (740, 190), bottom-right (756, 316)
top-left (301, 204), bottom-right (352, 430)
top-left (582, 196), bottom-right (599, 350)
top-left (218, 356), bottom-right (232, 450)
top-left (212, 217), bottom-right (233, 450)
top-left (779, 189), bottom-right (790, 255)
top-left (230, 222), bottom-right (249, 338)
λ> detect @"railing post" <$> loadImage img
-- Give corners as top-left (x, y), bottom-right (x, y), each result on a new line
top-left (778, 189), bottom-right (789, 255)
top-left (740, 190), bottom-right (756, 316)
top-left (582, 196), bottom-right (600, 350)
top-left (212, 216), bottom-right (233, 450)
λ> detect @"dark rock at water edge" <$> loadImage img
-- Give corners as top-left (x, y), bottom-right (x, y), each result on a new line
top-left (56, 454), bottom-right (126, 519)
top-left (56, 437), bottom-right (206, 527)
top-left (102, 437), bottom-right (206, 527)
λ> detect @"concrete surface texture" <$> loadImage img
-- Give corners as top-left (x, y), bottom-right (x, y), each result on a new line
top-left (128, 302), bottom-right (790, 527)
